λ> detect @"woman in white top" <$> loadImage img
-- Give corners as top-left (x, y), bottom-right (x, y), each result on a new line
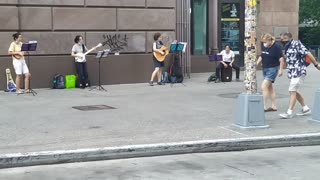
top-left (8, 32), bottom-right (31, 94)
top-left (215, 45), bottom-right (240, 82)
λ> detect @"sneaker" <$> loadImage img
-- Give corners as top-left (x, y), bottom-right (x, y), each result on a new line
top-left (149, 81), bottom-right (154, 86)
top-left (157, 82), bottom-right (164, 85)
top-left (16, 89), bottom-right (24, 94)
top-left (236, 78), bottom-right (241, 82)
top-left (215, 79), bottom-right (221, 83)
top-left (279, 113), bottom-right (293, 119)
top-left (296, 109), bottom-right (311, 116)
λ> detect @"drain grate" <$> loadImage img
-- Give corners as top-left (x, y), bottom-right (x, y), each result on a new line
top-left (72, 105), bottom-right (116, 111)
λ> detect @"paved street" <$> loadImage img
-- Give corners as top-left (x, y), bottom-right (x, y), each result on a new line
top-left (1, 145), bottom-right (319, 180)
top-left (1, 68), bottom-right (320, 155)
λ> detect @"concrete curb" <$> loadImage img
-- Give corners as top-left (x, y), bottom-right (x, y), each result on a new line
top-left (1, 133), bottom-right (320, 169)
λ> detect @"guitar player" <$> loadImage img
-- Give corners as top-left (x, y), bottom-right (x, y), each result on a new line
top-left (149, 32), bottom-right (165, 86)
top-left (71, 35), bottom-right (98, 89)
top-left (8, 32), bottom-right (31, 94)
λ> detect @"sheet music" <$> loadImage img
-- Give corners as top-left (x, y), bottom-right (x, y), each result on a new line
top-left (180, 42), bottom-right (187, 53)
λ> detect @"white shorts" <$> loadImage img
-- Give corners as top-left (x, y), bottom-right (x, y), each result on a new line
top-left (13, 59), bottom-right (29, 75)
top-left (288, 76), bottom-right (305, 92)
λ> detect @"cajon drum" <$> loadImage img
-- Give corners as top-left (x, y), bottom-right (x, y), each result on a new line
top-left (221, 66), bottom-right (232, 82)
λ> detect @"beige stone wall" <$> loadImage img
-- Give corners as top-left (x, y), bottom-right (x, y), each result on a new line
top-left (0, 0), bottom-right (175, 89)
top-left (0, 0), bottom-right (176, 56)
top-left (258, 0), bottom-right (299, 40)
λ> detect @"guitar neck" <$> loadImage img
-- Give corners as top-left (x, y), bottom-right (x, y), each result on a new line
top-left (84, 47), bottom-right (96, 56)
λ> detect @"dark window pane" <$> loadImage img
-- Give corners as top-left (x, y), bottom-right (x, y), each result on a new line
top-left (191, 0), bottom-right (208, 55)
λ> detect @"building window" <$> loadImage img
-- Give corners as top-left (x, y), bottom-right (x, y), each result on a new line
top-left (191, 0), bottom-right (208, 55)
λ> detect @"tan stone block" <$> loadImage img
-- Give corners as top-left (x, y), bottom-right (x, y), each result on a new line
top-left (118, 9), bottom-right (175, 30)
top-left (258, 12), bottom-right (273, 26)
top-left (0, 0), bottom-right (18, 4)
top-left (86, 0), bottom-right (145, 7)
top-left (22, 32), bottom-right (85, 55)
top-left (54, 0), bottom-right (84, 5)
top-left (272, 12), bottom-right (298, 26)
top-left (260, 0), bottom-right (298, 12)
top-left (86, 32), bottom-right (146, 53)
top-left (147, 0), bottom-right (175, 8)
top-left (146, 31), bottom-right (176, 52)
top-left (0, 32), bottom-right (17, 56)
top-left (0, 7), bottom-right (19, 30)
top-left (256, 25), bottom-right (274, 38)
top-left (20, 7), bottom-right (52, 30)
top-left (19, 0), bottom-right (53, 5)
top-left (273, 26), bottom-right (289, 38)
top-left (19, 0), bottom-right (84, 6)
top-left (53, 8), bottom-right (116, 30)
top-left (287, 26), bottom-right (299, 39)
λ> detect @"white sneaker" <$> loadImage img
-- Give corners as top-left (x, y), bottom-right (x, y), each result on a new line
top-left (16, 89), bottom-right (24, 94)
top-left (279, 113), bottom-right (293, 119)
top-left (296, 109), bottom-right (311, 116)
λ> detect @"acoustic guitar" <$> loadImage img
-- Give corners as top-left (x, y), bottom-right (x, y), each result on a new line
top-left (13, 53), bottom-right (24, 60)
top-left (153, 46), bottom-right (169, 62)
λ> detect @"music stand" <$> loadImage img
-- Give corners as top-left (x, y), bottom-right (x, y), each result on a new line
top-left (89, 49), bottom-right (109, 91)
top-left (169, 42), bottom-right (187, 87)
top-left (21, 41), bottom-right (38, 96)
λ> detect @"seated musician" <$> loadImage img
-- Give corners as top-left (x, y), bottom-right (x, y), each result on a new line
top-left (215, 45), bottom-right (240, 83)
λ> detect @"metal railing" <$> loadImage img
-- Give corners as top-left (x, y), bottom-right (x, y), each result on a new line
top-left (307, 45), bottom-right (320, 61)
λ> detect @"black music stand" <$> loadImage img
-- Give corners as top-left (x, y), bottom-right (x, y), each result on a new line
top-left (21, 41), bottom-right (37, 96)
top-left (169, 41), bottom-right (187, 87)
top-left (89, 49), bottom-right (110, 91)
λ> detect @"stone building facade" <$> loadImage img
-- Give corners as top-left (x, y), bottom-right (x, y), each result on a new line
top-left (0, 0), bottom-right (298, 89)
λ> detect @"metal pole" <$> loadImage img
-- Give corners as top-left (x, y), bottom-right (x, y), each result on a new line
top-left (233, 0), bottom-right (267, 129)
top-left (243, 0), bottom-right (258, 94)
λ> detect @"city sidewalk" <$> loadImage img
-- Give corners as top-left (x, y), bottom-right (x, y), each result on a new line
top-left (1, 68), bottom-right (320, 168)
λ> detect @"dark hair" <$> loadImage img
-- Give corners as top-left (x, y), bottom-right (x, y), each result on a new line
top-left (225, 44), bottom-right (231, 49)
top-left (12, 32), bottom-right (21, 40)
top-left (74, 35), bottom-right (83, 43)
top-left (280, 32), bottom-right (292, 38)
top-left (153, 33), bottom-right (161, 41)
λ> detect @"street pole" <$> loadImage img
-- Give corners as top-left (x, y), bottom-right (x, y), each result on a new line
top-left (243, 0), bottom-right (257, 94)
top-left (234, 0), bottom-right (268, 128)
top-left (311, 89), bottom-right (320, 121)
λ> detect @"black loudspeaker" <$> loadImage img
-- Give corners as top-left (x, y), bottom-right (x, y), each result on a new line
top-left (221, 66), bottom-right (232, 82)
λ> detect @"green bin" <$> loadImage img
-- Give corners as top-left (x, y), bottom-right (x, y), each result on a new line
top-left (65, 75), bottom-right (76, 89)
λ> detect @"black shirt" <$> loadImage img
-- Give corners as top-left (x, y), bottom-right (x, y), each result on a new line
top-left (261, 43), bottom-right (283, 68)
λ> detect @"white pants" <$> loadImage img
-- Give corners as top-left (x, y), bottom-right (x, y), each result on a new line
top-left (13, 59), bottom-right (29, 75)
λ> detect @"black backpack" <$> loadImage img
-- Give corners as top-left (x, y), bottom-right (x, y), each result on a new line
top-left (207, 72), bottom-right (217, 82)
top-left (53, 74), bottom-right (65, 89)
top-left (169, 56), bottom-right (183, 83)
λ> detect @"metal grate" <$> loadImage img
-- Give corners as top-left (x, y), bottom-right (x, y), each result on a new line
top-left (72, 105), bottom-right (116, 111)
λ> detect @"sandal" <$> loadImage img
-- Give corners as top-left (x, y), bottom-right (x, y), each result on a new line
top-left (264, 107), bottom-right (278, 112)
top-left (24, 89), bottom-right (31, 93)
